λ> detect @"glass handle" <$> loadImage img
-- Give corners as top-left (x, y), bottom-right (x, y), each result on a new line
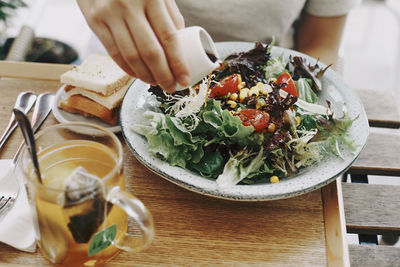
top-left (106, 186), bottom-right (154, 252)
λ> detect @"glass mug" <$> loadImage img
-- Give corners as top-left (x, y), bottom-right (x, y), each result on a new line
top-left (15, 122), bottom-right (154, 266)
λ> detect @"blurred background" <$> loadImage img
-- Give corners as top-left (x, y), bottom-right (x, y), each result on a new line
top-left (1, 0), bottom-right (399, 246)
top-left (0, 0), bottom-right (400, 93)
top-left (2, 0), bottom-right (399, 102)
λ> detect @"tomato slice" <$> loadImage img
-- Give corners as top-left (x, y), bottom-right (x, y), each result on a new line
top-left (209, 74), bottom-right (239, 98)
top-left (276, 72), bottom-right (298, 97)
top-left (237, 109), bottom-right (270, 132)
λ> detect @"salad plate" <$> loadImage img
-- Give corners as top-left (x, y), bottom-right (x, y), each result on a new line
top-left (120, 42), bottom-right (368, 201)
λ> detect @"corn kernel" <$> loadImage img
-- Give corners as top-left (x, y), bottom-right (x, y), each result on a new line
top-left (256, 99), bottom-right (265, 109)
top-left (270, 176), bottom-right (279, 184)
top-left (227, 100), bottom-right (237, 108)
top-left (229, 110), bottom-right (235, 115)
top-left (249, 86), bottom-right (260, 97)
top-left (236, 107), bottom-right (242, 113)
top-left (229, 93), bottom-right (238, 101)
top-left (295, 116), bottom-right (302, 125)
top-left (237, 74), bottom-right (242, 84)
top-left (267, 122), bottom-right (275, 133)
top-left (239, 88), bottom-right (249, 102)
top-left (256, 82), bottom-right (264, 89)
top-left (238, 81), bottom-right (246, 90)
top-left (260, 84), bottom-right (272, 95)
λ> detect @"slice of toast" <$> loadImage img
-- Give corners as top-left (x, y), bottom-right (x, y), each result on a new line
top-left (60, 54), bottom-right (130, 96)
top-left (63, 78), bottom-right (132, 110)
top-left (59, 95), bottom-right (119, 125)
top-left (59, 54), bottom-right (134, 125)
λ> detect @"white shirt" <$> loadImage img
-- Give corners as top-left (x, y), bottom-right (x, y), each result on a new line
top-left (176, 0), bottom-right (360, 48)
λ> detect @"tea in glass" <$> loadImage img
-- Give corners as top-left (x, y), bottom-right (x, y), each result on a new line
top-left (16, 123), bottom-right (153, 266)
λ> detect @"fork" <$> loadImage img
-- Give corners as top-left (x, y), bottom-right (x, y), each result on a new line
top-left (0, 93), bottom-right (54, 220)
top-left (0, 196), bottom-right (15, 217)
top-left (0, 162), bottom-right (19, 221)
top-left (0, 196), bottom-right (12, 206)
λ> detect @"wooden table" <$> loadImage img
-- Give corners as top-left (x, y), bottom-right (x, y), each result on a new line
top-left (0, 62), bottom-right (348, 266)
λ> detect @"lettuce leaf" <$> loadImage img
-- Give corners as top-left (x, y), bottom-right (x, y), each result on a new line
top-left (216, 148), bottom-right (264, 189)
top-left (264, 55), bottom-right (287, 79)
top-left (241, 163), bottom-right (274, 184)
top-left (132, 99), bottom-right (264, 178)
top-left (317, 116), bottom-right (358, 158)
top-left (198, 99), bottom-right (263, 148)
top-left (189, 152), bottom-right (224, 178)
top-left (295, 78), bottom-right (318, 103)
top-left (131, 111), bottom-right (205, 168)
top-left (296, 108), bottom-right (322, 131)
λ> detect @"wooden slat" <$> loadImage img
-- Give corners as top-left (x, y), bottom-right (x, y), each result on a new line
top-left (356, 89), bottom-right (400, 128)
top-left (349, 244), bottom-right (400, 267)
top-left (349, 131), bottom-right (400, 176)
top-left (342, 183), bottom-right (400, 235)
top-left (322, 179), bottom-right (350, 267)
top-left (0, 61), bottom-right (73, 81)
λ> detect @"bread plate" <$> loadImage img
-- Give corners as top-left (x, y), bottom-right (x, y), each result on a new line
top-left (52, 85), bottom-right (121, 133)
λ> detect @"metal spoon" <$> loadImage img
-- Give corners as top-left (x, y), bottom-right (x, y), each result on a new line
top-left (0, 92), bottom-right (37, 150)
top-left (0, 94), bottom-right (53, 222)
top-left (13, 107), bottom-right (42, 184)
top-left (13, 93), bottom-right (55, 164)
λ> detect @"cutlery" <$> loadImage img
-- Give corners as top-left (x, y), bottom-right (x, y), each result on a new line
top-left (0, 94), bottom-right (53, 220)
top-left (13, 93), bottom-right (55, 164)
top-left (0, 196), bottom-right (13, 211)
top-left (0, 162), bottom-right (18, 221)
top-left (13, 107), bottom-right (42, 184)
top-left (0, 92), bottom-right (37, 151)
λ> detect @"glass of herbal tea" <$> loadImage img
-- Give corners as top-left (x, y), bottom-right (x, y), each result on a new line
top-left (15, 122), bottom-right (154, 266)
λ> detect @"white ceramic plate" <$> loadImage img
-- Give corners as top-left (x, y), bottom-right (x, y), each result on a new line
top-left (120, 42), bottom-right (369, 201)
top-left (52, 85), bottom-right (121, 133)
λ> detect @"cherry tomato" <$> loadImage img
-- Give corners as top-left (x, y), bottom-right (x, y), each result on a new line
top-left (209, 74), bottom-right (239, 98)
top-left (276, 72), bottom-right (298, 97)
top-left (237, 109), bottom-right (270, 132)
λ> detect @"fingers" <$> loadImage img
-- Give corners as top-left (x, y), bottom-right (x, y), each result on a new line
top-left (88, 22), bottom-right (135, 77)
top-left (77, 0), bottom-right (189, 92)
top-left (77, 0), bottom-right (138, 78)
top-left (125, 14), bottom-right (177, 92)
top-left (146, 0), bottom-right (190, 88)
top-left (107, 19), bottom-right (156, 85)
top-left (165, 0), bottom-right (185, 29)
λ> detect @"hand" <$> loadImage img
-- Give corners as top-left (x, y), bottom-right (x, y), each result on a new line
top-left (77, 0), bottom-right (190, 92)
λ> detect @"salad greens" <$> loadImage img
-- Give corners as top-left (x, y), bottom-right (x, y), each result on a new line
top-left (295, 78), bottom-right (318, 104)
top-left (132, 42), bottom-right (357, 189)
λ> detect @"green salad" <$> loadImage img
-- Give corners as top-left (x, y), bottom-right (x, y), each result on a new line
top-left (132, 43), bottom-right (357, 189)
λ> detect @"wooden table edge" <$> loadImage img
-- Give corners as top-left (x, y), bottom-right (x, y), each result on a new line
top-left (322, 178), bottom-right (350, 267)
top-left (0, 61), bottom-right (73, 81)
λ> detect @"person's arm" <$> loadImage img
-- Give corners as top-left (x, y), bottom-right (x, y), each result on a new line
top-left (296, 13), bottom-right (348, 67)
top-left (77, 0), bottom-right (189, 92)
